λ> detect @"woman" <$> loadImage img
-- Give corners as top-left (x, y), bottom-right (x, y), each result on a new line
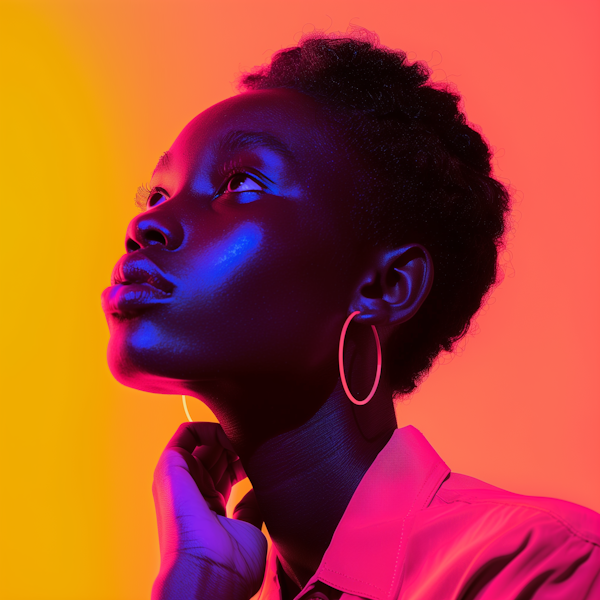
top-left (101, 31), bottom-right (600, 600)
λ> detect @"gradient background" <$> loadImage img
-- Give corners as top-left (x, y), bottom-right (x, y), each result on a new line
top-left (2, 1), bottom-right (599, 599)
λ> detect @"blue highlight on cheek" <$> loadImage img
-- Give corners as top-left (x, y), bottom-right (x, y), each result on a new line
top-left (199, 223), bottom-right (263, 287)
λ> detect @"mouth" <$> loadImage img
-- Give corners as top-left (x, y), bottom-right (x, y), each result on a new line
top-left (111, 254), bottom-right (175, 293)
top-left (101, 254), bottom-right (175, 317)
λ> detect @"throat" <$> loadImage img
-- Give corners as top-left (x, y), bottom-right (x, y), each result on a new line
top-left (239, 387), bottom-right (396, 591)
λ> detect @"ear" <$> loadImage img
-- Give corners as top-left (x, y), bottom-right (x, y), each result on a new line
top-left (350, 244), bottom-right (433, 326)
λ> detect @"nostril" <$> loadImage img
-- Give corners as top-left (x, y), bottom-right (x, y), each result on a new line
top-left (145, 230), bottom-right (168, 245)
top-left (126, 238), bottom-right (141, 252)
top-left (126, 213), bottom-right (180, 252)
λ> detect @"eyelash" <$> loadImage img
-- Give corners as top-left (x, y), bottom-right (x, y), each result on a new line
top-left (135, 184), bottom-right (168, 210)
top-left (135, 184), bottom-right (152, 210)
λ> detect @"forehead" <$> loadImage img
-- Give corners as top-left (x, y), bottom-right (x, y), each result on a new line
top-left (164, 89), bottom-right (343, 173)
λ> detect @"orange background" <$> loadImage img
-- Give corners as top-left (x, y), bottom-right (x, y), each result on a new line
top-left (2, 1), bottom-right (599, 598)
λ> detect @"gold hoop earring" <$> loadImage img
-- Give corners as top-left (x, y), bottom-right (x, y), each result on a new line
top-left (182, 395), bottom-right (193, 422)
top-left (338, 311), bottom-right (382, 405)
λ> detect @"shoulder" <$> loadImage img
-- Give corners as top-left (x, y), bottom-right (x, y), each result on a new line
top-left (434, 472), bottom-right (600, 546)
top-left (402, 472), bottom-right (600, 599)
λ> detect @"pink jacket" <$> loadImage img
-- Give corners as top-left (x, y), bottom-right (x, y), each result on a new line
top-left (256, 426), bottom-right (600, 600)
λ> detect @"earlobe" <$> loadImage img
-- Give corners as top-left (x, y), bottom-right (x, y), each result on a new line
top-left (352, 244), bottom-right (433, 326)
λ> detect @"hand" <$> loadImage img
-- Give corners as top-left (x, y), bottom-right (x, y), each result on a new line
top-left (151, 422), bottom-right (268, 600)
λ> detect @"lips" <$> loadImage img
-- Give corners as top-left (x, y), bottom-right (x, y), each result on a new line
top-left (101, 254), bottom-right (175, 316)
top-left (111, 254), bottom-right (175, 294)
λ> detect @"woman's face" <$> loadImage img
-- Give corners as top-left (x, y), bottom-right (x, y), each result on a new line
top-left (102, 89), bottom-right (368, 396)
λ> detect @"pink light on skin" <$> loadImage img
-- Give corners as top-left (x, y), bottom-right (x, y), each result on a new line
top-left (338, 311), bottom-right (382, 405)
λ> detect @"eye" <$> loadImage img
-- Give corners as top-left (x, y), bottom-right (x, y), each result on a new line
top-left (214, 171), bottom-right (267, 204)
top-left (214, 167), bottom-right (271, 205)
top-left (225, 173), bottom-right (264, 194)
top-left (148, 189), bottom-right (168, 208)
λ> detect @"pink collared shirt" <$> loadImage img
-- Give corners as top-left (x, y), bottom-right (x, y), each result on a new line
top-left (256, 426), bottom-right (600, 600)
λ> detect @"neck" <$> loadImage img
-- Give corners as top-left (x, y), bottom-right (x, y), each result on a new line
top-left (196, 373), bottom-right (397, 593)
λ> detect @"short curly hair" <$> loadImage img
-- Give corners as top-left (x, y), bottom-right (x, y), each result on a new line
top-left (239, 29), bottom-right (511, 396)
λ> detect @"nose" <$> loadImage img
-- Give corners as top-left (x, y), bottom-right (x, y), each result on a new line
top-left (125, 209), bottom-right (185, 252)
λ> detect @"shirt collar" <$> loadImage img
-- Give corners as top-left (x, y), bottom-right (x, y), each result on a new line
top-left (259, 425), bottom-right (450, 600)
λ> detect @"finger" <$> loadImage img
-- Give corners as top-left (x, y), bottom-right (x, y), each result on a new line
top-left (192, 444), bottom-right (226, 470)
top-left (232, 489), bottom-right (263, 530)
top-left (210, 455), bottom-right (249, 506)
top-left (164, 422), bottom-right (245, 514)
top-left (192, 444), bottom-right (239, 481)
top-left (166, 422), bottom-right (237, 455)
top-left (192, 444), bottom-right (246, 499)
top-left (202, 451), bottom-right (233, 508)
top-left (153, 446), bottom-right (224, 526)
top-left (208, 452), bottom-right (231, 491)
top-left (166, 447), bottom-right (227, 516)
top-left (230, 457), bottom-right (247, 484)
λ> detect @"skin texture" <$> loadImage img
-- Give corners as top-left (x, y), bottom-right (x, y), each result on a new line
top-left (102, 89), bottom-right (433, 599)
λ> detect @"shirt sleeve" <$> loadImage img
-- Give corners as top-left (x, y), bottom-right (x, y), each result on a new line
top-left (455, 509), bottom-right (600, 599)
top-left (404, 498), bottom-right (600, 600)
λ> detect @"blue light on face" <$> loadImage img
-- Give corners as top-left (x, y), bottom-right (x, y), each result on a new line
top-left (197, 222), bottom-right (264, 289)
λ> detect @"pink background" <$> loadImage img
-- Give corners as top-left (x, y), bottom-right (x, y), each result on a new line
top-left (2, 1), bottom-right (599, 598)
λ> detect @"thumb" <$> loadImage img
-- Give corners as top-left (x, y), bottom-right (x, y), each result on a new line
top-left (232, 489), bottom-right (263, 531)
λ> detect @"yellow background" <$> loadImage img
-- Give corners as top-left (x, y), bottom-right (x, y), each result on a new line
top-left (2, 1), bottom-right (599, 598)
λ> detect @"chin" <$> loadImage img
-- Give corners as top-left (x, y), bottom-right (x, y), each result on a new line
top-left (106, 327), bottom-right (187, 395)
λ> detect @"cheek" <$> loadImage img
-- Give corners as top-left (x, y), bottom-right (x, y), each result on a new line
top-left (184, 222), bottom-right (263, 290)
top-left (176, 219), bottom-right (349, 368)
top-left (181, 207), bottom-right (349, 309)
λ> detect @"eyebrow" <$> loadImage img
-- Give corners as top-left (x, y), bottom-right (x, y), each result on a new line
top-left (151, 131), bottom-right (294, 178)
top-left (152, 151), bottom-right (170, 175)
top-left (217, 130), bottom-right (294, 161)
